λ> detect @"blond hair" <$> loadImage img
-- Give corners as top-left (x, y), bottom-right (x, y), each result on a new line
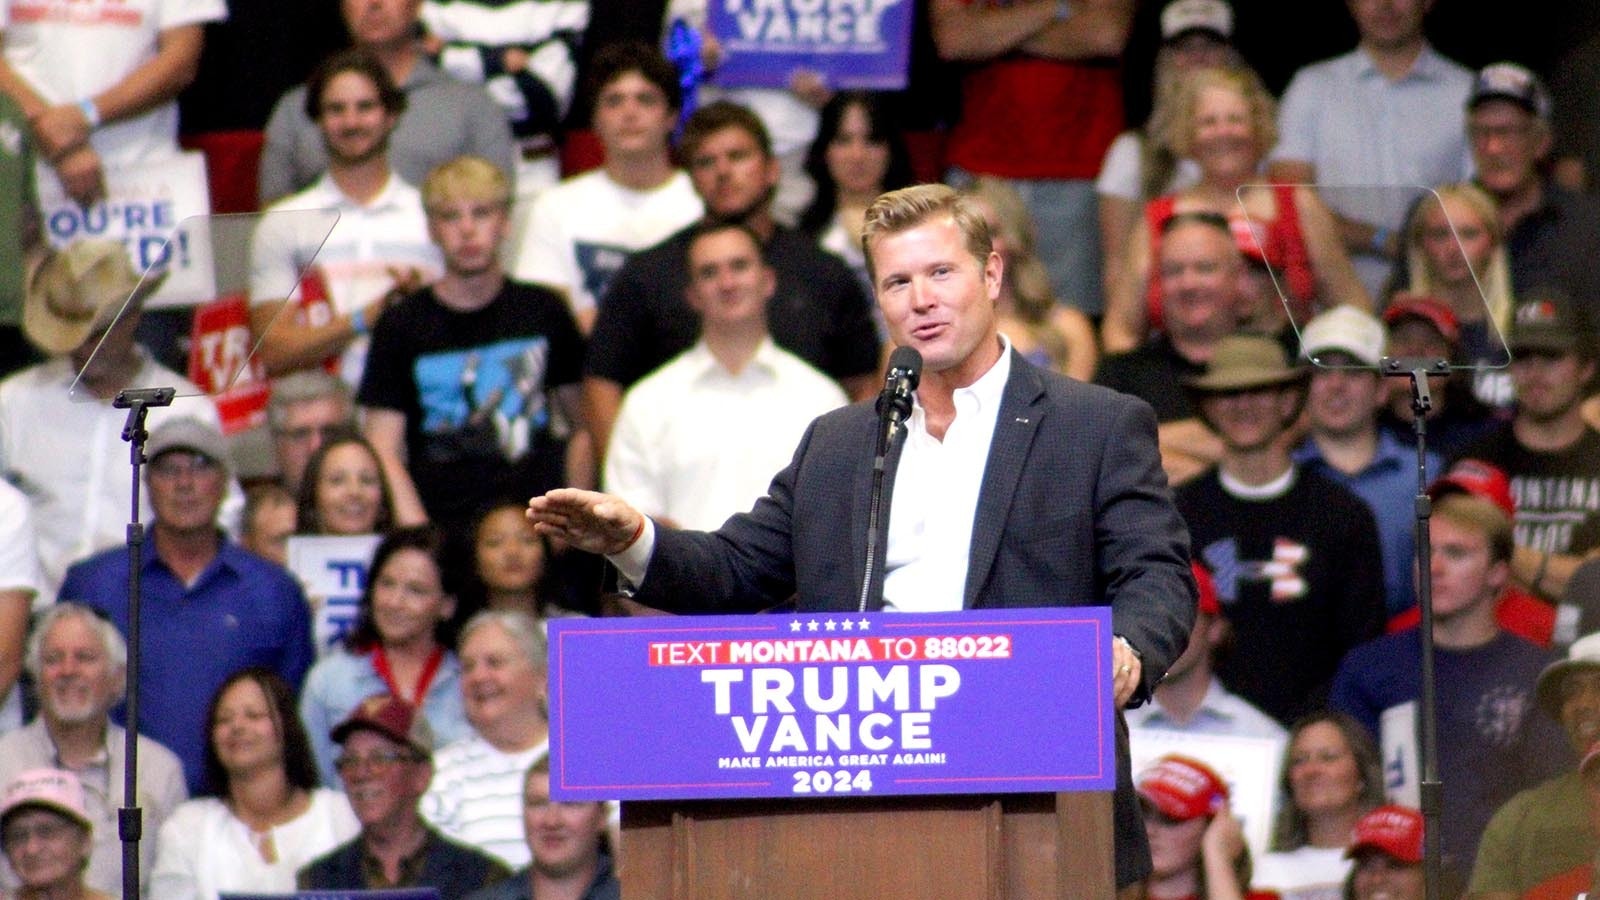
top-left (1167, 66), bottom-right (1278, 162)
top-left (964, 178), bottom-right (1056, 323)
top-left (423, 155), bottom-right (511, 212)
top-left (861, 184), bottom-right (991, 283)
top-left (1140, 49), bottom-right (1247, 200)
top-left (1402, 182), bottom-right (1513, 337)
top-left (1433, 493), bottom-right (1514, 564)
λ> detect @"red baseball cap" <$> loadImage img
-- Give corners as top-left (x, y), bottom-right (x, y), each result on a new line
top-left (331, 694), bottom-right (435, 756)
top-left (1346, 805), bottom-right (1424, 864)
top-left (1136, 755), bottom-right (1229, 821)
top-left (1384, 295), bottom-right (1461, 345)
top-left (1427, 459), bottom-right (1515, 520)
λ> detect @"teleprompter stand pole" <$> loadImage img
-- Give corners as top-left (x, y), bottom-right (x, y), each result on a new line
top-left (112, 386), bottom-right (175, 900)
top-left (1380, 356), bottom-right (1450, 900)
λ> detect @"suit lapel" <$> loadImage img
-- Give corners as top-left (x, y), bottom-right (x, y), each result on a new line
top-left (963, 352), bottom-right (1044, 606)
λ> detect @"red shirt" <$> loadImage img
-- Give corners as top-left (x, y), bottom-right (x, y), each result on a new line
top-left (945, 52), bottom-right (1124, 180)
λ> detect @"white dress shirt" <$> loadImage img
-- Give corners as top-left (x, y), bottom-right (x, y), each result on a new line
top-left (879, 340), bottom-right (1011, 612)
top-left (605, 338), bottom-right (847, 531)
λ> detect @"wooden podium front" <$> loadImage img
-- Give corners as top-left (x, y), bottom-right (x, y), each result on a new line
top-left (619, 790), bottom-right (1114, 899)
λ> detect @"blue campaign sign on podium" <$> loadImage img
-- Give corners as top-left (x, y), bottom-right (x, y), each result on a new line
top-left (547, 607), bottom-right (1114, 802)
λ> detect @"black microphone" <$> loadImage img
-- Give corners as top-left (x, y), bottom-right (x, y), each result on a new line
top-left (876, 346), bottom-right (922, 432)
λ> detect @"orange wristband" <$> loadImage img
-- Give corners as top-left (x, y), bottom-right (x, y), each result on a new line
top-left (625, 516), bottom-right (646, 549)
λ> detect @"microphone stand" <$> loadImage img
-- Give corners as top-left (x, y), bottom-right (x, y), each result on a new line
top-left (857, 405), bottom-right (910, 613)
top-left (112, 385), bottom-right (175, 900)
top-left (1380, 355), bottom-right (1450, 900)
top-left (857, 349), bottom-right (918, 614)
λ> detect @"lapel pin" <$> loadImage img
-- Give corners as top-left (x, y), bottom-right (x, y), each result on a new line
top-left (1014, 416), bottom-right (1030, 424)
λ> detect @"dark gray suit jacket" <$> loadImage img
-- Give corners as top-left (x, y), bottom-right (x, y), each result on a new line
top-left (634, 351), bottom-right (1196, 887)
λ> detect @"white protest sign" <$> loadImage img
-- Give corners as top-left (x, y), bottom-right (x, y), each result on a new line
top-left (36, 151), bottom-right (214, 308)
top-left (287, 534), bottom-right (382, 654)
top-left (1380, 701), bottom-right (1421, 808)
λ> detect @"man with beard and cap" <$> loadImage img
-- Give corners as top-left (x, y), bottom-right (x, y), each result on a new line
top-left (1456, 295), bottom-right (1600, 603)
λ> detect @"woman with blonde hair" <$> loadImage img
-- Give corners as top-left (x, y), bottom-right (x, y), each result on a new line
top-left (1097, 0), bottom-right (1242, 303)
top-left (1388, 183), bottom-right (1515, 405)
top-left (965, 177), bottom-right (1098, 382)
top-left (1103, 66), bottom-right (1370, 353)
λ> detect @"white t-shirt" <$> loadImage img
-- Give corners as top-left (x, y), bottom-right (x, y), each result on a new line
top-left (1252, 845), bottom-right (1351, 900)
top-left (421, 733), bottom-right (548, 869)
top-left (0, 480), bottom-right (41, 732)
top-left (605, 339), bottom-right (847, 530)
top-left (1094, 131), bottom-right (1201, 202)
top-left (149, 788), bottom-right (359, 900)
top-left (0, 0), bottom-right (226, 169)
top-left (510, 168), bottom-right (702, 316)
top-left (250, 171), bottom-right (442, 386)
top-left (0, 354), bottom-right (241, 598)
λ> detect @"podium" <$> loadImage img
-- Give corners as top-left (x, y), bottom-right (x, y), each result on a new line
top-left (619, 791), bottom-right (1114, 898)
top-left (547, 609), bottom-right (1120, 899)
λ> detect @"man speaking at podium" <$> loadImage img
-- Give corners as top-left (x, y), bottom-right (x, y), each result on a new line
top-left (528, 183), bottom-right (1196, 888)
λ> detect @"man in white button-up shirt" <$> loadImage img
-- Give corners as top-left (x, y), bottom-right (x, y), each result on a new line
top-left (603, 222), bottom-right (846, 531)
top-left (529, 184), bottom-right (1196, 888)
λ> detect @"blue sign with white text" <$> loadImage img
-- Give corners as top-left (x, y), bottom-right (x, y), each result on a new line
top-left (705, 0), bottom-right (913, 90)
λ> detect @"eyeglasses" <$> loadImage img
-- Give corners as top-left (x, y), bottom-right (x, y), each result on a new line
top-left (274, 423), bottom-right (345, 444)
top-left (2, 818), bottom-right (78, 847)
top-left (148, 454), bottom-right (221, 480)
top-left (334, 749), bottom-right (422, 773)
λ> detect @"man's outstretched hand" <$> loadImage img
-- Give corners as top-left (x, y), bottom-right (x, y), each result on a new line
top-left (527, 488), bottom-right (646, 556)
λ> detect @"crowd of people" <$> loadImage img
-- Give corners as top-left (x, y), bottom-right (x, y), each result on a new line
top-left (0, 0), bottom-right (1598, 896)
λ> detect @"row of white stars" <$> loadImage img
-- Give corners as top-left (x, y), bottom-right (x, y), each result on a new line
top-left (788, 618), bottom-right (872, 632)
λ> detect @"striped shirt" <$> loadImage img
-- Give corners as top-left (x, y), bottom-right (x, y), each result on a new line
top-left (420, 733), bottom-right (548, 868)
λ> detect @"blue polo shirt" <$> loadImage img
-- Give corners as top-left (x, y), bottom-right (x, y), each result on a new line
top-left (60, 538), bottom-right (314, 795)
top-left (1294, 430), bottom-right (1441, 617)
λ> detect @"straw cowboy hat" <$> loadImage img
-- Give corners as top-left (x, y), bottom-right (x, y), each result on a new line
top-left (22, 239), bottom-right (165, 356)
